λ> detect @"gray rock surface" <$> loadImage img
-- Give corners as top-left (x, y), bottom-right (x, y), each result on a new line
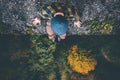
top-left (0, 0), bottom-right (120, 34)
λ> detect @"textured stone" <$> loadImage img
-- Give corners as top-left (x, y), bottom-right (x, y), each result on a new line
top-left (0, 0), bottom-right (119, 34)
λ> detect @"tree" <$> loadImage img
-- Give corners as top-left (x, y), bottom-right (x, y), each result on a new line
top-left (67, 45), bottom-right (97, 75)
top-left (28, 34), bottom-right (56, 72)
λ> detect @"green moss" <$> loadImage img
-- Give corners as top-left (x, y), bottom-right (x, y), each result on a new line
top-left (26, 27), bottom-right (35, 35)
top-left (88, 18), bottom-right (114, 34)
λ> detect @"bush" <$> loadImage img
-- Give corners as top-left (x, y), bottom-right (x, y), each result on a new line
top-left (87, 18), bottom-right (114, 34)
top-left (29, 34), bottom-right (56, 72)
top-left (67, 45), bottom-right (97, 75)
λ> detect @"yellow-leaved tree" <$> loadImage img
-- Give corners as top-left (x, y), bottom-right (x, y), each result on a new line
top-left (68, 45), bottom-right (97, 75)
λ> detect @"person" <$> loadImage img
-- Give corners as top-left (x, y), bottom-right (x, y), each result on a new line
top-left (32, 2), bottom-right (82, 42)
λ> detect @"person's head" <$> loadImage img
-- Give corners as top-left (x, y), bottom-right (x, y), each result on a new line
top-left (51, 15), bottom-right (68, 36)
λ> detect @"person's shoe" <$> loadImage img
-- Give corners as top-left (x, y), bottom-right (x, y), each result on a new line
top-left (57, 37), bottom-right (61, 42)
top-left (51, 38), bottom-right (55, 42)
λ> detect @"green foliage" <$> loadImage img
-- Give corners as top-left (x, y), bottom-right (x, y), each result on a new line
top-left (26, 27), bottom-right (35, 35)
top-left (29, 34), bottom-right (56, 72)
top-left (67, 45), bottom-right (97, 75)
top-left (88, 18), bottom-right (114, 34)
top-left (1, 29), bottom-right (120, 80)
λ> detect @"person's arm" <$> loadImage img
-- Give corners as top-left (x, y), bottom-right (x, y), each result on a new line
top-left (32, 4), bottom-right (42, 26)
top-left (32, 17), bottom-right (41, 26)
top-left (32, 4), bottom-right (52, 26)
top-left (73, 7), bottom-right (82, 27)
top-left (66, 6), bottom-right (82, 28)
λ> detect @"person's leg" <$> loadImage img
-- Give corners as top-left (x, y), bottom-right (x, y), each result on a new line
top-left (46, 22), bottom-right (56, 41)
top-left (58, 33), bottom-right (66, 41)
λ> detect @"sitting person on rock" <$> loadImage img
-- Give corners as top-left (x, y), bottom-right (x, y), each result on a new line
top-left (32, 2), bottom-right (82, 42)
